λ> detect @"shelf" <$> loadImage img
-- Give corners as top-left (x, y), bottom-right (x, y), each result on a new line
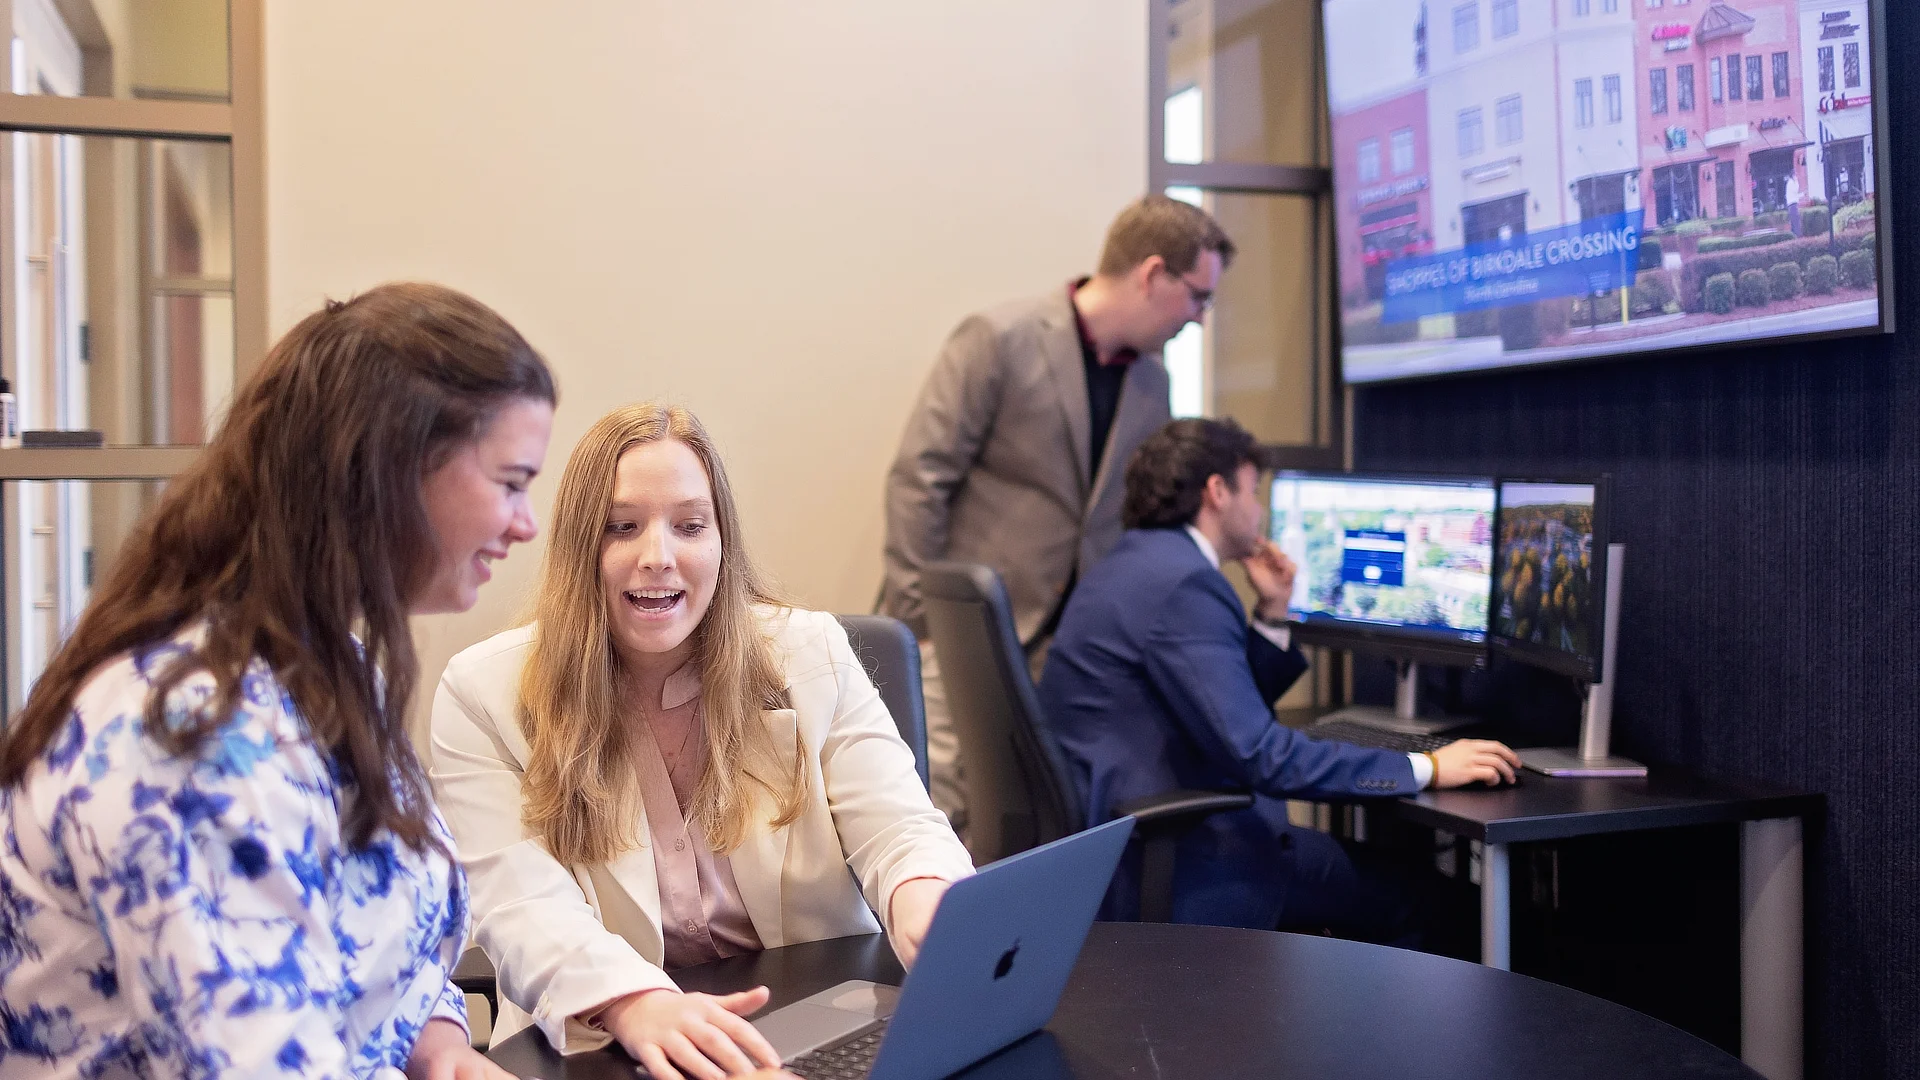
top-left (0, 446), bottom-right (201, 481)
top-left (0, 94), bottom-right (232, 142)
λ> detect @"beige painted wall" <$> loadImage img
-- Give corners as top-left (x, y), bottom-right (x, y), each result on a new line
top-left (264, 0), bottom-right (1148, 724)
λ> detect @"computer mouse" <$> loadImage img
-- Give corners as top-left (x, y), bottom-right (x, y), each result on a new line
top-left (1463, 771), bottom-right (1523, 790)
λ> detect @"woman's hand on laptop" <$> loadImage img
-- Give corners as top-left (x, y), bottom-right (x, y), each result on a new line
top-left (887, 877), bottom-right (953, 968)
top-left (597, 986), bottom-right (783, 1079)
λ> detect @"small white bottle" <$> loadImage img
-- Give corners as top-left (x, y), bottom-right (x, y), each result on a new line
top-left (0, 377), bottom-right (17, 450)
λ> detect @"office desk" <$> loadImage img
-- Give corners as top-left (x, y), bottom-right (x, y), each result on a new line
top-left (1382, 768), bottom-right (1818, 1080)
top-left (1276, 707), bottom-right (1819, 1080)
top-left (486, 923), bottom-right (1763, 1079)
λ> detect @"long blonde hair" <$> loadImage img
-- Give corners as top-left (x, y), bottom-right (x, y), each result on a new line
top-left (518, 403), bottom-right (807, 863)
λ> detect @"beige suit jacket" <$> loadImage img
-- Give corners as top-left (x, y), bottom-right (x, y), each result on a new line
top-left (429, 608), bottom-right (974, 1052)
top-left (881, 285), bottom-right (1172, 643)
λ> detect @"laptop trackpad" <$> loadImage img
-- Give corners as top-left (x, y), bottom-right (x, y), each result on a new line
top-left (752, 980), bottom-right (900, 1060)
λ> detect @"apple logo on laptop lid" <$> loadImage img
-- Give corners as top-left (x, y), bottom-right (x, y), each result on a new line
top-left (993, 940), bottom-right (1020, 980)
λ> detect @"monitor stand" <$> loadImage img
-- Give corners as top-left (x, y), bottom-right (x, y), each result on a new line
top-left (1317, 660), bottom-right (1479, 737)
top-left (1517, 543), bottom-right (1648, 778)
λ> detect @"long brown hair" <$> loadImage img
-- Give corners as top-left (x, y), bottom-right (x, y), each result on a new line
top-left (0, 282), bottom-right (556, 852)
top-left (518, 403), bottom-right (806, 864)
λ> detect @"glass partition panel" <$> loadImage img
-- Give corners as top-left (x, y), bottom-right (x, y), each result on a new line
top-left (1200, 190), bottom-right (1328, 445)
top-left (10, 133), bottom-right (234, 446)
top-left (1164, 0), bottom-right (1322, 167)
top-left (16, 0), bottom-right (229, 102)
top-left (3, 477), bottom-right (166, 710)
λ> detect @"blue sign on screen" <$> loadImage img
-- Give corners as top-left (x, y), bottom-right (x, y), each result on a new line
top-left (1380, 210), bottom-right (1642, 324)
top-left (1341, 529), bottom-right (1406, 587)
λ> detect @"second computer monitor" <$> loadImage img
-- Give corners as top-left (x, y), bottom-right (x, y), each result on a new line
top-left (1490, 477), bottom-right (1610, 682)
top-left (1270, 471), bottom-right (1496, 666)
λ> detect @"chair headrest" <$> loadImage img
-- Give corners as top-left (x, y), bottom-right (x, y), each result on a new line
top-left (922, 562), bottom-right (1010, 606)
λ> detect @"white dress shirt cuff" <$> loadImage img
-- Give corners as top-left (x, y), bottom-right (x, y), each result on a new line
top-left (1408, 751), bottom-right (1434, 789)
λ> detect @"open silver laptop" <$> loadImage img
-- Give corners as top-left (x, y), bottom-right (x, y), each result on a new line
top-left (751, 816), bottom-right (1133, 1080)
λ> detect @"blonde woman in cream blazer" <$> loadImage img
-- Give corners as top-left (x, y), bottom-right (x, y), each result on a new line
top-left (431, 612), bottom-right (971, 1049)
top-left (430, 403), bottom-right (973, 1077)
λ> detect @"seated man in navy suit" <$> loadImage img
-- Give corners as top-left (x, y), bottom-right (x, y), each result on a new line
top-left (1038, 416), bottom-right (1519, 944)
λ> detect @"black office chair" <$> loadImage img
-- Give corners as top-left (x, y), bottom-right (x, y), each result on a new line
top-left (919, 561), bottom-right (1252, 922)
top-left (451, 946), bottom-right (497, 1045)
top-left (835, 613), bottom-right (930, 789)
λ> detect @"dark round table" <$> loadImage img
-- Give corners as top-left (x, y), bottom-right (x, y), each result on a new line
top-left (486, 923), bottom-right (1762, 1079)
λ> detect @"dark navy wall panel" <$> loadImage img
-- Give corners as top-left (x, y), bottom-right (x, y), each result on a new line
top-left (1353, 8), bottom-right (1916, 1077)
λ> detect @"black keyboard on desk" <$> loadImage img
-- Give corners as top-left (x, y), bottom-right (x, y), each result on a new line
top-left (785, 1023), bottom-right (887, 1080)
top-left (1309, 718), bottom-right (1456, 754)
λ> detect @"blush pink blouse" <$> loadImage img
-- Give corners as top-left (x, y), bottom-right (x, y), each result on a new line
top-left (637, 663), bottom-right (764, 970)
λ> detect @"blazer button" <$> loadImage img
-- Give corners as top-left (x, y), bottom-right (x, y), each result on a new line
top-left (674, 839), bottom-right (686, 852)
top-left (685, 920), bottom-right (699, 934)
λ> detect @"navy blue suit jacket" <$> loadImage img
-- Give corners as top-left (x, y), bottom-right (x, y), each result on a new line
top-left (1038, 527), bottom-right (1419, 926)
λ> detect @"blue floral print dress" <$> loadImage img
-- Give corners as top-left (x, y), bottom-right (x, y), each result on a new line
top-left (0, 631), bottom-right (469, 1079)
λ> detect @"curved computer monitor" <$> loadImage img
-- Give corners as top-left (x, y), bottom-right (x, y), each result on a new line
top-left (1490, 475), bottom-right (1612, 683)
top-left (1269, 470), bottom-right (1495, 667)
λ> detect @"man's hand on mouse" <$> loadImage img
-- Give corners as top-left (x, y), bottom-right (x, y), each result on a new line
top-left (1430, 739), bottom-right (1522, 788)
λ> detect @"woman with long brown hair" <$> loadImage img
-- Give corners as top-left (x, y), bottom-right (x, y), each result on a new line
top-left (432, 403), bottom-right (971, 1078)
top-left (0, 283), bottom-right (555, 1080)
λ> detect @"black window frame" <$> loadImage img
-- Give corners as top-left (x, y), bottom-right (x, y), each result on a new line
top-left (1145, 2), bottom-right (1353, 486)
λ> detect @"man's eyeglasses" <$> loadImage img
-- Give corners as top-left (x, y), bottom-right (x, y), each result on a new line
top-left (1162, 266), bottom-right (1214, 311)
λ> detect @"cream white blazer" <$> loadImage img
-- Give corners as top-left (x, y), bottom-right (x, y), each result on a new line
top-left (430, 607), bottom-right (975, 1052)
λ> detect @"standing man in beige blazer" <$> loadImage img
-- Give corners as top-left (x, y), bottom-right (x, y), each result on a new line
top-left (882, 194), bottom-right (1237, 836)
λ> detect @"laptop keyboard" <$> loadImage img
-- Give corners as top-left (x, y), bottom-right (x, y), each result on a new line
top-left (785, 1022), bottom-right (889, 1080)
top-left (1310, 718), bottom-right (1456, 754)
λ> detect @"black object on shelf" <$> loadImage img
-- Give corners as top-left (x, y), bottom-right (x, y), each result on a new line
top-left (20, 429), bottom-right (105, 448)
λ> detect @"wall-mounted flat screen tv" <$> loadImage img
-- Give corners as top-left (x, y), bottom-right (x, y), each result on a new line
top-left (1324, 0), bottom-right (1893, 383)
